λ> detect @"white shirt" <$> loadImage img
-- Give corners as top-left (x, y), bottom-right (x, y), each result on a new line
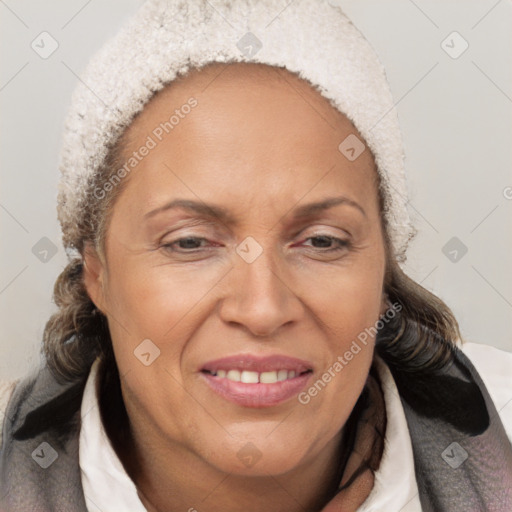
top-left (79, 342), bottom-right (512, 512)
top-left (79, 361), bottom-right (147, 512)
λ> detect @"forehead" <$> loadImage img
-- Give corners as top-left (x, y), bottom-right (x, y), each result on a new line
top-left (114, 61), bottom-right (379, 220)
top-left (125, 62), bottom-right (366, 149)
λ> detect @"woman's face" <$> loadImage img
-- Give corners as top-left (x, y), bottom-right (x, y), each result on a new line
top-left (84, 63), bottom-right (388, 477)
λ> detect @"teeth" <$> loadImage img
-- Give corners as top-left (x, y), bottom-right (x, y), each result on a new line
top-left (260, 371), bottom-right (278, 384)
top-left (277, 370), bottom-right (288, 381)
top-left (212, 369), bottom-right (303, 383)
top-left (226, 370), bottom-right (241, 382)
top-left (241, 371), bottom-right (259, 383)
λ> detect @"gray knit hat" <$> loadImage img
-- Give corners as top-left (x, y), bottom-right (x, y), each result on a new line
top-left (57, 0), bottom-right (416, 263)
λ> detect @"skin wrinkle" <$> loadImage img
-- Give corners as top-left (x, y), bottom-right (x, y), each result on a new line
top-left (82, 62), bottom-right (388, 512)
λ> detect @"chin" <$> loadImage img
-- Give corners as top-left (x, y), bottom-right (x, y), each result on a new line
top-left (196, 432), bottom-right (313, 477)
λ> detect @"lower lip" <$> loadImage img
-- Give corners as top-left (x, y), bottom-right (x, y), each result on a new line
top-left (200, 372), bottom-right (312, 408)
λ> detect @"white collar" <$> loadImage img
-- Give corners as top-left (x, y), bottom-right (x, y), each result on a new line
top-left (79, 359), bottom-right (146, 512)
top-left (358, 356), bottom-right (421, 511)
top-left (79, 357), bottom-right (421, 511)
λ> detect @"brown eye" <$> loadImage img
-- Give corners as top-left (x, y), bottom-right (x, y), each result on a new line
top-left (302, 235), bottom-right (350, 252)
top-left (162, 236), bottom-right (209, 252)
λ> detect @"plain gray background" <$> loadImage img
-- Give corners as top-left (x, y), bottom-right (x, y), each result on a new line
top-left (1, 0), bottom-right (511, 380)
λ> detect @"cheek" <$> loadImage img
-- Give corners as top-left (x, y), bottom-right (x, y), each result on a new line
top-left (298, 300), bottom-right (378, 445)
top-left (104, 255), bottom-right (217, 334)
top-left (302, 254), bottom-right (385, 338)
top-left (102, 253), bottom-right (229, 381)
top-left (297, 255), bottom-right (384, 424)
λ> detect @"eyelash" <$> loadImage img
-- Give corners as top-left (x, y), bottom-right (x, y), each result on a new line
top-left (161, 234), bottom-right (351, 254)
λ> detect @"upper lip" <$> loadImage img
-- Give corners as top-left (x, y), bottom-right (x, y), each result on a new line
top-left (201, 354), bottom-right (314, 374)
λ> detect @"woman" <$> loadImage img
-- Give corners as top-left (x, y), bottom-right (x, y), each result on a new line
top-left (1, 1), bottom-right (511, 511)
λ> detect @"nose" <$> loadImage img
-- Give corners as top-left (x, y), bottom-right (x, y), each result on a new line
top-left (219, 244), bottom-right (304, 338)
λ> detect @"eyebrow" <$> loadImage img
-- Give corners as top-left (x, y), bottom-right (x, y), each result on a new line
top-left (143, 196), bottom-right (366, 224)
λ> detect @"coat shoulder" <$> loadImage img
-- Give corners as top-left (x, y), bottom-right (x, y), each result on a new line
top-left (0, 379), bottom-right (20, 451)
top-left (461, 341), bottom-right (512, 443)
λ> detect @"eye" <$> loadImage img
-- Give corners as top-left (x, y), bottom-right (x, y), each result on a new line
top-left (161, 236), bottom-right (212, 252)
top-left (159, 234), bottom-right (350, 255)
top-left (300, 234), bottom-right (351, 252)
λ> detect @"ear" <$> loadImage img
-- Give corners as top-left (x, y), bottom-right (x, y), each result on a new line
top-left (82, 242), bottom-right (107, 314)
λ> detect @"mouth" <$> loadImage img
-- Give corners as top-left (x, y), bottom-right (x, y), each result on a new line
top-left (199, 355), bottom-right (314, 408)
